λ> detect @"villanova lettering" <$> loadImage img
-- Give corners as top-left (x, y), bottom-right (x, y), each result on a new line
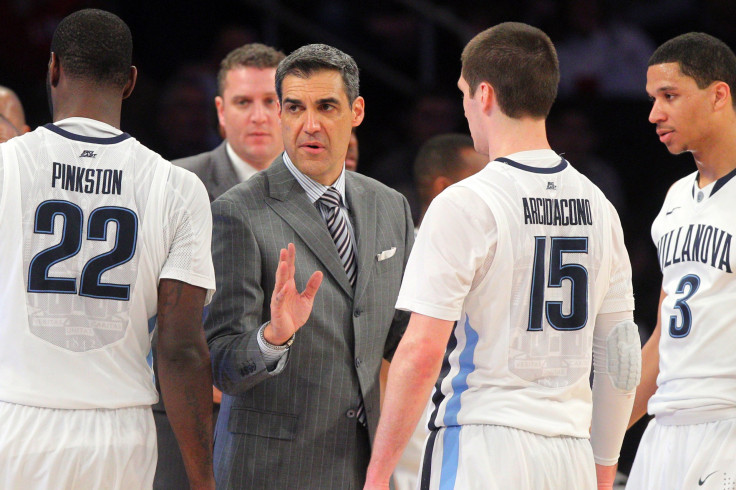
top-left (51, 162), bottom-right (122, 195)
top-left (522, 197), bottom-right (593, 226)
top-left (657, 224), bottom-right (733, 273)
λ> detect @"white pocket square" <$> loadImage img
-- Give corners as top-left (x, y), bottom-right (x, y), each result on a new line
top-left (376, 247), bottom-right (396, 261)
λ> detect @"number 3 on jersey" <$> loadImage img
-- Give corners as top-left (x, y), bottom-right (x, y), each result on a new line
top-left (528, 236), bottom-right (588, 331)
top-left (669, 274), bottom-right (700, 338)
top-left (28, 200), bottom-right (138, 300)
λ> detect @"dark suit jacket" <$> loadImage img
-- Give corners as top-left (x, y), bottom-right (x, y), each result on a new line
top-left (206, 155), bottom-right (414, 489)
top-left (173, 141), bottom-right (240, 202)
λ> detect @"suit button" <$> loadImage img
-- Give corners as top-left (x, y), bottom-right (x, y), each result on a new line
top-left (355, 357), bottom-right (361, 368)
top-left (353, 309), bottom-right (362, 317)
top-left (346, 409), bottom-right (357, 418)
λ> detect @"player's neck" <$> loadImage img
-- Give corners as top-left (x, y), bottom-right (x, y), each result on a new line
top-left (487, 117), bottom-right (550, 161)
top-left (52, 86), bottom-right (123, 129)
top-left (692, 124), bottom-right (736, 187)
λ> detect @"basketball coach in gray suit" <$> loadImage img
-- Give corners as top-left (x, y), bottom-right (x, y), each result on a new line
top-left (205, 44), bottom-right (414, 489)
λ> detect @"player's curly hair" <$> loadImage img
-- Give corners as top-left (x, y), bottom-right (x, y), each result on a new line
top-left (51, 9), bottom-right (132, 90)
top-left (649, 32), bottom-right (736, 106)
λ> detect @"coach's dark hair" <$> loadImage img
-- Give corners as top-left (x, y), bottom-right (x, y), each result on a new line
top-left (217, 43), bottom-right (286, 96)
top-left (461, 22), bottom-right (559, 119)
top-left (649, 32), bottom-right (736, 104)
top-left (414, 133), bottom-right (476, 207)
top-left (51, 9), bottom-right (132, 89)
top-left (275, 44), bottom-right (359, 104)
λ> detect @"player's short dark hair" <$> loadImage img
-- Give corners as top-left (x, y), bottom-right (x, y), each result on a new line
top-left (414, 133), bottom-right (477, 206)
top-left (649, 32), bottom-right (736, 102)
top-left (461, 22), bottom-right (559, 119)
top-left (50, 9), bottom-right (132, 90)
top-left (275, 44), bottom-right (359, 104)
top-left (217, 43), bottom-right (286, 96)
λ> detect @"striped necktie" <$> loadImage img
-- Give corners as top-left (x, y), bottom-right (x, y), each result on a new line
top-left (318, 187), bottom-right (366, 427)
top-left (318, 187), bottom-right (357, 289)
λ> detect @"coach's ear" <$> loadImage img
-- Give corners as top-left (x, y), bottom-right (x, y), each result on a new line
top-left (122, 66), bottom-right (137, 100)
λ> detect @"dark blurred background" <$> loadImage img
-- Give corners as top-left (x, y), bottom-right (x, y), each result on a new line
top-left (2, 0), bottom-right (730, 473)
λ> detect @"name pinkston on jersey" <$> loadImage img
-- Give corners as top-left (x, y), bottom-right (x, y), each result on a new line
top-left (656, 223), bottom-right (733, 273)
top-left (521, 197), bottom-right (593, 226)
top-left (51, 161), bottom-right (123, 195)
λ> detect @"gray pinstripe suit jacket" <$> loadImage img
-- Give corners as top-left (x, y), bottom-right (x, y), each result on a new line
top-left (205, 155), bottom-right (414, 489)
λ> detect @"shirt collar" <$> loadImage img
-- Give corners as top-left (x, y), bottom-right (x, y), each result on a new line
top-left (282, 151), bottom-right (348, 207)
top-left (226, 142), bottom-right (259, 182)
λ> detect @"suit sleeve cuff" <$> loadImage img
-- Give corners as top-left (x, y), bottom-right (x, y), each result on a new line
top-left (256, 323), bottom-right (289, 372)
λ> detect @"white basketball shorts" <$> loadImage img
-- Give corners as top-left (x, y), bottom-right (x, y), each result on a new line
top-left (418, 424), bottom-right (596, 490)
top-left (0, 401), bottom-right (156, 489)
top-left (627, 417), bottom-right (736, 490)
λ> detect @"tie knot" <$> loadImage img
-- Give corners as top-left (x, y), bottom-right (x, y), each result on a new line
top-left (319, 187), bottom-right (343, 209)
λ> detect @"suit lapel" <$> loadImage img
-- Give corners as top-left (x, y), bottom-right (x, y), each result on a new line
top-left (346, 172), bottom-right (377, 306)
top-left (209, 142), bottom-right (240, 200)
top-left (265, 157), bottom-right (354, 297)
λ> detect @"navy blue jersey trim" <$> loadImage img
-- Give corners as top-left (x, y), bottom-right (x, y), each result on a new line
top-left (419, 429), bottom-right (439, 490)
top-left (427, 321), bottom-right (458, 431)
top-left (712, 166), bottom-right (736, 195)
top-left (44, 123), bottom-right (131, 144)
top-left (496, 156), bottom-right (568, 174)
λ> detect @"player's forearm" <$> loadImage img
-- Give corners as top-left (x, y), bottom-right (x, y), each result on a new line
top-left (590, 316), bottom-right (639, 465)
top-left (365, 314), bottom-right (452, 488)
top-left (158, 346), bottom-right (215, 488)
top-left (365, 345), bottom-right (440, 487)
top-left (629, 292), bottom-right (664, 428)
top-left (628, 328), bottom-right (660, 428)
top-left (157, 279), bottom-right (215, 488)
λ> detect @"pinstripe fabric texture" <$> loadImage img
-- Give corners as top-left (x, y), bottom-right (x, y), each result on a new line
top-left (205, 155), bottom-right (414, 489)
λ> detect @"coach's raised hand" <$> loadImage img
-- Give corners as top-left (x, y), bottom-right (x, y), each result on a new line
top-left (264, 243), bottom-right (323, 345)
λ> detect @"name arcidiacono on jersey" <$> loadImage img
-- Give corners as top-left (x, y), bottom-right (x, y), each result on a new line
top-left (51, 161), bottom-right (122, 195)
top-left (522, 197), bottom-right (593, 226)
top-left (656, 224), bottom-right (733, 273)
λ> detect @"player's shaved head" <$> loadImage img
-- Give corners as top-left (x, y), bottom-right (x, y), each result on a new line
top-left (0, 86), bottom-right (28, 134)
top-left (0, 114), bottom-right (20, 143)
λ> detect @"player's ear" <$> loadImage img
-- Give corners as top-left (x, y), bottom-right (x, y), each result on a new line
top-left (431, 176), bottom-right (453, 196)
top-left (122, 66), bottom-right (137, 100)
top-left (712, 81), bottom-right (731, 112)
top-left (48, 52), bottom-right (61, 87)
top-left (478, 82), bottom-right (494, 113)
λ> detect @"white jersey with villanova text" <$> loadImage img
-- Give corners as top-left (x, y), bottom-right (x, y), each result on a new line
top-left (397, 150), bottom-right (634, 438)
top-left (649, 170), bottom-right (736, 424)
top-left (0, 118), bottom-right (215, 409)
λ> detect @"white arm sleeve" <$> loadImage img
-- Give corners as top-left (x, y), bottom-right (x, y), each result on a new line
top-left (590, 310), bottom-right (641, 465)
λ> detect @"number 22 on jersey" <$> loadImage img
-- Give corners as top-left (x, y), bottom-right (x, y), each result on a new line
top-left (27, 199), bottom-right (138, 301)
